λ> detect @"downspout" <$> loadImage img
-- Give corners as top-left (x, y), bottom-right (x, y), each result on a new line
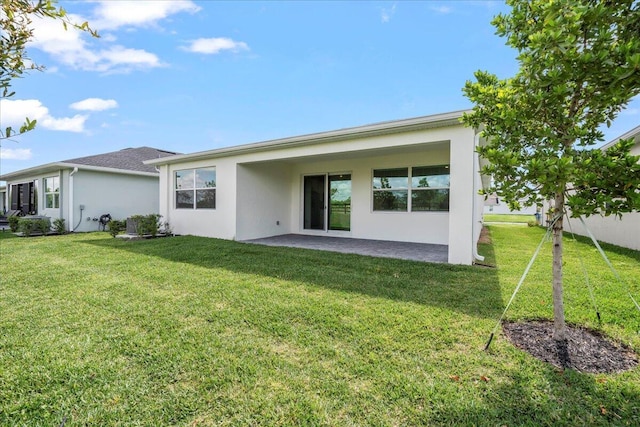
top-left (472, 132), bottom-right (485, 262)
top-left (69, 167), bottom-right (78, 232)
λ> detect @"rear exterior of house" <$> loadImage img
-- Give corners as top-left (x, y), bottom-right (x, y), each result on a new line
top-left (147, 111), bottom-right (487, 265)
top-left (565, 125), bottom-right (640, 251)
top-left (0, 147), bottom-right (177, 232)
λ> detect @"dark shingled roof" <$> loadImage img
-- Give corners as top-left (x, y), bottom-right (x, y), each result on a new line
top-left (63, 147), bottom-right (179, 174)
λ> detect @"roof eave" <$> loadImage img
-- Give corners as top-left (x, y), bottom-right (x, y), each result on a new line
top-left (0, 162), bottom-right (159, 181)
top-left (600, 124), bottom-right (640, 151)
top-left (146, 110), bottom-right (470, 166)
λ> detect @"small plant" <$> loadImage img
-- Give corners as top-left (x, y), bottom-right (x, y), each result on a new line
top-left (18, 218), bottom-right (37, 237)
top-left (108, 219), bottom-right (126, 238)
top-left (8, 216), bottom-right (20, 232)
top-left (161, 220), bottom-right (172, 236)
top-left (52, 218), bottom-right (66, 234)
top-left (143, 214), bottom-right (162, 237)
top-left (128, 214), bottom-right (163, 237)
top-left (35, 218), bottom-right (51, 235)
top-left (527, 220), bottom-right (537, 227)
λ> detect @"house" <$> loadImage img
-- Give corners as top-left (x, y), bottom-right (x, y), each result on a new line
top-left (145, 110), bottom-right (489, 265)
top-left (0, 147), bottom-right (178, 232)
top-left (0, 185), bottom-right (6, 214)
top-left (565, 125), bottom-right (640, 251)
top-left (483, 193), bottom-right (537, 215)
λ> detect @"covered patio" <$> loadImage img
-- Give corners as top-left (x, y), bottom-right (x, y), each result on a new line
top-left (242, 234), bottom-right (448, 263)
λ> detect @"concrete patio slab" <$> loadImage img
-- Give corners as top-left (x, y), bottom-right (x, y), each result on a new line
top-left (242, 234), bottom-right (448, 263)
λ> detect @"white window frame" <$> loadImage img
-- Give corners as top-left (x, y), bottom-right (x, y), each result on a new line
top-left (44, 176), bottom-right (60, 209)
top-left (175, 167), bottom-right (216, 210)
top-left (372, 165), bottom-right (450, 212)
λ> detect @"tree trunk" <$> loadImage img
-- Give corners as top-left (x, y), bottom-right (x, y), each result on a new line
top-left (552, 191), bottom-right (566, 341)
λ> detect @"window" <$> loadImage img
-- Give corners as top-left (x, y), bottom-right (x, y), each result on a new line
top-left (373, 168), bottom-right (408, 211)
top-left (372, 165), bottom-right (449, 212)
top-left (175, 168), bottom-right (216, 209)
top-left (44, 176), bottom-right (60, 209)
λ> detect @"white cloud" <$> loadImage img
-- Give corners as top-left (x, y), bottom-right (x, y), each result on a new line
top-left (92, 0), bottom-right (201, 30)
top-left (29, 15), bottom-right (163, 73)
top-left (26, 1), bottom-right (199, 73)
top-left (381, 4), bottom-right (397, 23)
top-left (430, 5), bottom-right (453, 14)
top-left (70, 98), bottom-right (118, 111)
top-left (98, 46), bottom-right (163, 71)
top-left (41, 115), bottom-right (88, 132)
top-left (0, 99), bottom-right (87, 133)
top-left (0, 148), bottom-right (32, 160)
top-left (183, 37), bottom-right (250, 55)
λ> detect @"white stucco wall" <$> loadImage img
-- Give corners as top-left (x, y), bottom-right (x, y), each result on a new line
top-left (159, 159), bottom-right (237, 239)
top-left (447, 129), bottom-right (477, 264)
top-left (71, 170), bottom-right (160, 232)
top-left (159, 122), bottom-right (479, 264)
top-left (565, 213), bottom-right (640, 251)
top-left (236, 162), bottom-right (292, 241)
top-left (282, 146), bottom-right (451, 245)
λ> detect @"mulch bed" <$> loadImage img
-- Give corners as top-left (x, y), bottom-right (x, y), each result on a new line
top-left (478, 226), bottom-right (492, 244)
top-left (502, 320), bottom-right (638, 373)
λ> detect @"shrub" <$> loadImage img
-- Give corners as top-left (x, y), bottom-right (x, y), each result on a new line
top-left (18, 218), bottom-right (37, 237)
top-left (8, 216), bottom-right (20, 232)
top-left (108, 219), bottom-right (126, 238)
top-left (128, 214), bottom-right (162, 237)
top-left (161, 220), bottom-right (173, 236)
top-left (35, 218), bottom-right (51, 235)
top-left (527, 220), bottom-right (537, 227)
top-left (52, 218), bottom-right (66, 234)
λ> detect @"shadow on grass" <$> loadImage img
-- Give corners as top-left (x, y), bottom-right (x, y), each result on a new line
top-left (431, 366), bottom-right (640, 426)
top-left (83, 234), bottom-right (503, 319)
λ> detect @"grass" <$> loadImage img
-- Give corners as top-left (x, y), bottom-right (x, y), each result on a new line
top-left (0, 226), bottom-right (639, 426)
top-left (484, 213), bottom-right (536, 223)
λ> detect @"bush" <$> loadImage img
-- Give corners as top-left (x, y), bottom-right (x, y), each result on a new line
top-left (52, 218), bottom-right (66, 234)
top-left (8, 216), bottom-right (20, 232)
top-left (108, 219), bottom-right (126, 238)
top-left (18, 218), bottom-right (37, 237)
top-left (527, 220), bottom-right (537, 227)
top-left (35, 218), bottom-right (51, 235)
top-left (161, 220), bottom-right (172, 236)
top-left (128, 214), bottom-right (162, 237)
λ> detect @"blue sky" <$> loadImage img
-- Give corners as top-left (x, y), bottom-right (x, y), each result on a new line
top-left (1, 0), bottom-right (639, 177)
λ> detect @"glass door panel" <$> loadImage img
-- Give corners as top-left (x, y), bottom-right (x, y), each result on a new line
top-left (303, 175), bottom-right (325, 230)
top-left (329, 174), bottom-right (351, 231)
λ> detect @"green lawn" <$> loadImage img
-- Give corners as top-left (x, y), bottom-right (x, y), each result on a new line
top-left (484, 213), bottom-right (537, 223)
top-left (0, 226), bottom-right (638, 426)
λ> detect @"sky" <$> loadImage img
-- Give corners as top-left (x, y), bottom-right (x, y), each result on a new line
top-left (1, 0), bottom-right (639, 178)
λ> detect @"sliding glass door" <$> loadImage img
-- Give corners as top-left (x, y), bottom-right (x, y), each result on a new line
top-left (303, 175), bottom-right (325, 230)
top-left (329, 174), bottom-right (351, 231)
top-left (303, 173), bottom-right (351, 232)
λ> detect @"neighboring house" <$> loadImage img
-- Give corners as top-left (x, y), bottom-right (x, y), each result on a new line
top-left (483, 193), bottom-right (537, 215)
top-left (0, 185), bottom-right (6, 214)
top-left (564, 125), bottom-right (640, 251)
top-left (0, 147), bottom-right (178, 232)
top-left (146, 110), bottom-right (489, 265)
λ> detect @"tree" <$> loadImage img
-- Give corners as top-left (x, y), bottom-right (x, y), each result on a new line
top-left (1, 0), bottom-right (96, 140)
top-left (462, 0), bottom-right (640, 341)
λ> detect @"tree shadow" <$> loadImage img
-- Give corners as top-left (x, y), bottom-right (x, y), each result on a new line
top-left (82, 234), bottom-right (503, 320)
top-left (429, 362), bottom-right (640, 426)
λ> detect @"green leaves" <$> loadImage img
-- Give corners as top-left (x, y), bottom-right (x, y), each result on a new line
top-left (1, 0), bottom-right (97, 140)
top-left (1, 117), bottom-right (37, 139)
top-left (463, 0), bottom-right (640, 219)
